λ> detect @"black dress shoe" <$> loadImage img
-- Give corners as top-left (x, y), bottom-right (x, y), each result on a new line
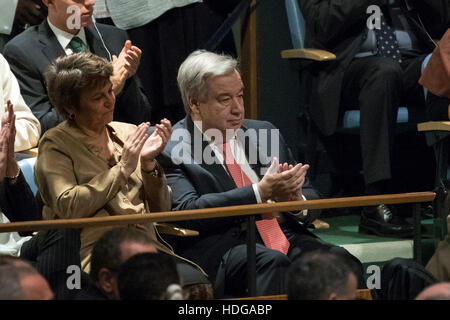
top-left (358, 204), bottom-right (414, 238)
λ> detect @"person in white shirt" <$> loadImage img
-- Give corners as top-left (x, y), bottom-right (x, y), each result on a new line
top-left (0, 54), bottom-right (40, 152)
top-left (0, 101), bottom-right (38, 257)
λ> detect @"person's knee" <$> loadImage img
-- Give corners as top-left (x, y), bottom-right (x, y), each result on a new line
top-left (257, 249), bottom-right (291, 270)
top-left (368, 58), bottom-right (403, 85)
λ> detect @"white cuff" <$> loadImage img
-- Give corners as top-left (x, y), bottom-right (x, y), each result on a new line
top-left (252, 183), bottom-right (263, 204)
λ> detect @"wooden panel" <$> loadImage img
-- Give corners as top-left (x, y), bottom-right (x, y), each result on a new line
top-left (240, 0), bottom-right (258, 120)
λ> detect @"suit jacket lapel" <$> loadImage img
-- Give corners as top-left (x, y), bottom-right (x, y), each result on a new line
top-left (237, 123), bottom-right (271, 180)
top-left (39, 21), bottom-right (66, 64)
top-left (85, 25), bottom-right (111, 60)
top-left (185, 116), bottom-right (237, 191)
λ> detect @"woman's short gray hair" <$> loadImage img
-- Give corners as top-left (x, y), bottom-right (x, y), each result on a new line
top-left (177, 50), bottom-right (238, 115)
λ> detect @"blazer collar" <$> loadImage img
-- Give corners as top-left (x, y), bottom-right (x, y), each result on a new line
top-left (38, 20), bottom-right (111, 63)
top-left (38, 20), bottom-right (66, 64)
top-left (183, 116), bottom-right (267, 188)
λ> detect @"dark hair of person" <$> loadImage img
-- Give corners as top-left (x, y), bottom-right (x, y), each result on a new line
top-left (90, 227), bottom-right (155, 282)
top-left (287, 249), bottom-right (355, 300)
top-left (118, 252), bottom-right (180, 300)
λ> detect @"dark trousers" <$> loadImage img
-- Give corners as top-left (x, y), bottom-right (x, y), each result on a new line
top-left (340, 54), bottom-right (427, 185)
top-left (20, 229), bottom-right (88, 300)
top-left (214, 230), bottom-right (363, 298)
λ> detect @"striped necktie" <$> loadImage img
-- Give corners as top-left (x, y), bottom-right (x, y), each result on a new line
top-left (222, 142), bottom-right (290, 255)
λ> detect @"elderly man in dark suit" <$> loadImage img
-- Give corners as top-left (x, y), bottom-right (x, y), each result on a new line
top-left (298, 0), bottom-right (450, 237)
top-left (3, 0), bottom-right (151, 134)
top-left (159, 50), bottom-right (362, 298)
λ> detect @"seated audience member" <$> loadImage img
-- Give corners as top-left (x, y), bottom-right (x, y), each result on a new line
top-left (0, 255), bottom-right (54, 300)
top-left (160, 50), bottom-right (362, 298)
top-left (298, 0), bottom-right (449, 237)
top-left (35, 52), bottom-right (205, 282)
top-left (426, 235), bottom-right (450, 282)
top-left (419, 29), bottom-right (450, 284)
top-left (419, 28), bottom-right (450, 121)
top-left (0, 54), bottom-right (40, 152)
top-left (0, 100), bottom-right (79, 300)
top-left (3, 0), bottom-right (151, 134)
top-left (0, 101), bottom-right (40, 256)
top-left (118, 252), bottom-right (182, 300)
top-left (287, 250), bottom-right (358, 300)
top-left (371, 257), bottom-right (437, 300)
top-left (80, 227), bottom-right (211, 300)
top-left (415, 282), bottom-right (450, 300)
top-left (77, 227), bottom-right (157, 300)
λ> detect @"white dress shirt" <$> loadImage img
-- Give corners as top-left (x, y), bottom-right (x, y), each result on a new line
top-left (196, 122), bottom-right (308, 217)
top-left (0, 213), bottom-right (31, 257)
top-left (47, 18), bottom-right (88, 55)
top-left (0, 54), bottom-right (41, 152)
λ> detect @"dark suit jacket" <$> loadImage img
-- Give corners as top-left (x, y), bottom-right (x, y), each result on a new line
top-left (159, 116), bottom-right (320, 281)
top-left (298, 0), bottom-right (450, 136)
top-left (3, 20), bottom-right (152, 134)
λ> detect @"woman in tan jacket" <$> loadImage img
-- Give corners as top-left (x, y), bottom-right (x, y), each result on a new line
top-left (35, 52), bottom-right (195, 273)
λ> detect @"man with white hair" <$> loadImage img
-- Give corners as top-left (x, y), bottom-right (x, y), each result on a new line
top-left (160, 50), bottom-right (362, 298)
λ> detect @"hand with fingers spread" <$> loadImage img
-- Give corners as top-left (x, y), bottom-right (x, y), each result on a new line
top-left (140, 119), bottom-right (172, 172)
top-left (0, 101), bottom-right (18, 181)
top-left (111, 40), bottom-right (142, 89)
top-left (110, 56), bottom-right (128, 96)
top-left (257, 157), bottom-right (309, 202)
top-left (119, 122), bottom-right (150, 178)
top-left (5, 101), bottom-right (18, 178)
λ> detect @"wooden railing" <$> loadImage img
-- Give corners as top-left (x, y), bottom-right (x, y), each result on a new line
top-left (0, 192), bottom-right (435, 233)
top-left (0, 191), bottom-right (435, 297)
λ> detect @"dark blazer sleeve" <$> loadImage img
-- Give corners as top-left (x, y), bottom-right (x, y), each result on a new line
top-left (0, 171), bottom-right (40, 223)
top-left (3, 41), bottom-right (65, 134)
top-left (97, 25), bottom-right (152, 124)
top-left (409, 0), bottom-right (450, 39)
top-left (164, 163), bottom-right (257, 234)
top-left (299, 0), bottom-right (386, 47)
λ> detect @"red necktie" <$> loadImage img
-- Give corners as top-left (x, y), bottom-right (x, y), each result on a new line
top-left (222, 142), bottom-right (290, 255)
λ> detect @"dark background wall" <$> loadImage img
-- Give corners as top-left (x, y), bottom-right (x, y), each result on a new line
top-left (252, 0), bottom-right (436, 198)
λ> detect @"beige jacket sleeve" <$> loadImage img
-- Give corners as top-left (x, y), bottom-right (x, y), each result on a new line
top-left (0, 54), bottom-right (41, 152)
top-left (35, 133), bottom-right (128, 219)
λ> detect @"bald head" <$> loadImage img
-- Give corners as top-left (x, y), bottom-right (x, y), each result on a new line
top-left (416, 283), bottom-right (450, 300)
top-left (0, 255), bottom-right (54, 300)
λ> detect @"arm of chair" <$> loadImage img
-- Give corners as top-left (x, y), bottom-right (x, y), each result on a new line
top-left (417, 121), bottom-right (450, 132)
top-left (281, 48), bottom-right (336, 61)
top-left (155, 222), bottom-right (199, 237)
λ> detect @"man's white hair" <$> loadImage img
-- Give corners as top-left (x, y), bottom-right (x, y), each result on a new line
top-left (177, 50), bottom-right (238, 114)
